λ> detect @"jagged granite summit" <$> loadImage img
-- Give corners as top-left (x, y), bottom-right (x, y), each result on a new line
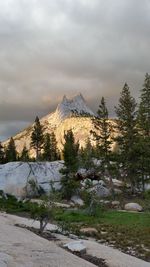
top-left (41, 93), bottom-right (95, 127)
top-left (56, 94), bottom-right (95, 121)
top-left (3, 94), bottom-right (116, 156)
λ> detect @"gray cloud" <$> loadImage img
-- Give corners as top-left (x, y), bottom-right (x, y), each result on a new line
top-left (0, 0), bottom-right (150, 140)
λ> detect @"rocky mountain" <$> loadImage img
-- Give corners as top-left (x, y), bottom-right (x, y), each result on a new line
top-left (3, 94), bottom-right (116, 156)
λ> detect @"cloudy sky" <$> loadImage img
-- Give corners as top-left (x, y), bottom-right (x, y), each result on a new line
top-left (0, 0), bottom-right (150, 140)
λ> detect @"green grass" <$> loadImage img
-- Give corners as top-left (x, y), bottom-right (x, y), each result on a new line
top-left (0, 195), bottom-right (38, 214)
top-left (54, 209), bottom-right (150, 261)
top-left (54, 209), bottom-right (150, 228)
top-left (99, 210), bottom-right (150, 228)
top-left (0, 195), bottom-right (150, 261)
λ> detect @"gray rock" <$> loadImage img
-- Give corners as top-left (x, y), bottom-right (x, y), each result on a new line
top-left (64, 241), bottom-right (86, 253)
top-left (112, 179), bottom-right (123, 187)
top-left (112, 201), bottom-right (120, 206)
top-left (103, 200), bottom-right (110, 204)
top-left (114, 188), bottom-right (122, 194)
top-left (80, 227), bottom-right (98, 235)
top-left (71, 195), bottom-right (84, 206)
top-left (90, 184), bottom-right (110, 198)
top-left (0, 161), bottom-right (63, 198)
top-left (124, 203), bottom-right (143, 212)
top-left (69, 234), bottom-right (78, 240)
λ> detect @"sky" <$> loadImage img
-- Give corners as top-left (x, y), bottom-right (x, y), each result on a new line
top-left (0, 0), bottom-right (150, 140)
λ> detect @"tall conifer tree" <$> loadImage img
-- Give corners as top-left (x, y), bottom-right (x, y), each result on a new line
top-left (138, 73), bottom-right (150, 137)
top-left (92, 97), bottom-right (115, 196)
top-left (60, 129), bottom-right (79, 199)
top-left (6, 137), bottom-right (17, 162)
top-left (92, 97), bottom-right (112, 159)
top-left (20, 145), bottom-right (29, 161)
top-left (43, 133), bottom-right (51, 161)
top-left (0, 141), bottom-right (5, 164)
top-left (31, 116), bottom-right (44, 160)
top-left (50, 132), bottom-right (58, 161)
top-left (115, 83), bottom-right (138, 192)
top-left (43, 132), bottom-right (58, 161)
top-left (80, 138), bottom-right (94, 170)
top-left (137, 74), bottom-right (150, 190)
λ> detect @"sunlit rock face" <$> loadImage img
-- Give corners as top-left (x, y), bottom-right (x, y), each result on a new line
top-left (0, 161), bottom-right (63, 198)
top-left (3, 94), bottom-right (117, 156)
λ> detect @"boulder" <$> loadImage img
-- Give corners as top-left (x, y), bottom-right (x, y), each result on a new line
top-left (124, 203), bottom-right (143, 212)
top-left (30, 199), bottom-right (43, 205)
top-left (80, 227), bottom-right (98, 235)
top-left (111, 201), bottom-right (120, 207)
top-left (114, 188), bottom-right (122, 195)
top-left (0, 161), bottom-right (63, 198)
top-left (71, 195), bottom-right (84, 206)
top-left (64, 241), bottom-right (86, 253)
top-left (112, 179), bottom-right (123, 187)
top-left (100, 200), bottom-right (110, 204)
top-left (90, 184), bottom-right (110, 198)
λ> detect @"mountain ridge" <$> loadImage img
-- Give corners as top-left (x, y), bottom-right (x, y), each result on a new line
top-left (3, 94), bottom-right (116, 156)
top-left (3, 94), bottom-right (96, 155)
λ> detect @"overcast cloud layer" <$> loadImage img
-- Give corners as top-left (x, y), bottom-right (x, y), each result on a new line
top-left (0, 0), bottom-right (150, 140)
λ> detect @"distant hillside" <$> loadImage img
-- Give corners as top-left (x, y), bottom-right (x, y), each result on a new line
top-left (3, 94), bottom-right (117, 157)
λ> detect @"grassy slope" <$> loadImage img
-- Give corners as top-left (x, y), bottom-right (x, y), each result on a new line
top-left (55, 209), bottom-right (150, 261)
top-left (0, 195), bottom-right (150, 261)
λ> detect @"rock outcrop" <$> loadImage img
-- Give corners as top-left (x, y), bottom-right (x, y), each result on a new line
top-left (0, 161), bottom-right (63, 198)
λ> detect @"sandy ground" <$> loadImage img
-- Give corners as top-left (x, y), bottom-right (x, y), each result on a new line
top-left (0, 213), bottom-right (150, 267)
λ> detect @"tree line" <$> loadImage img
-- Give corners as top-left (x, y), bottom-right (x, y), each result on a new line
top-left (60, 73), bottom-right (150, 196)
top-left (0, 117), bottom-right (59, 163)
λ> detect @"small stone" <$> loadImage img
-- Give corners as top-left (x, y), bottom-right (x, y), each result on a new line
top-left (103, 200), bottom-right (110, 204)
top-left (69, 234), bottom-right (78, 240)
top-left (112, 179), bottom-right (123, 187)
top-left (80, 227), bottom-right (98, 235)
top-left (71, 195), bottom-right (84, 206)
top-left (112, 200), bottom-right (120, 206)
top-left (64, 241), bottom-right (86, 253)
top-left (124, 203), bottom-right (143, 212)
top-left (114, 188), bottom-right (122, 194)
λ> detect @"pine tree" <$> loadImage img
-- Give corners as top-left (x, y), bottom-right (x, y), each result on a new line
top-left (138, 73), bottom-right (150, 137)
top-left (80, 138), bottom-right (94, 170)
top-left (63, 129), bottom-right (79, 173)
top-left (115, 83), bottom-right (138, 192)
top-left (92, 97), bottom-right (112, 159)
top-left (6, 137), bottom-right (17, 162)
top-left (43, 133), bottom-right (51, 161)
top-left (137, 74), bottom-right (150, 190)
top-left (0, 141), bottom-right (5, 164)
top-left (91, 97), bottom-right (115, 197)
top-left (60, 129), bottom-right (79, 200)
top-left (43, 132), bottom-right (58, 161)
top-left (133, 136), bottom-right (150, 192)
top-left (20, 145), bottom-right (29, 161)
top-left (31, 116), bottom-right (44, 160)
top-left (50, 132), bottom-right (58, 161)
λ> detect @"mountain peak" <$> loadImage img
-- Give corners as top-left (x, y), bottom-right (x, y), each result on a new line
top-left (55, 94), bottom-right (95, 121)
